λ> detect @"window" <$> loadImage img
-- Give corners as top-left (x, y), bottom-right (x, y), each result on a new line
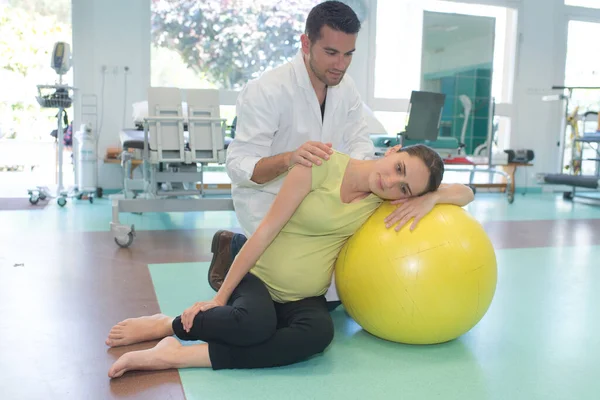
top-left (374, 0), bottom-right (423, 100)
top-left (0, 0), bottom-right (73, 193)
top-left (565, 0), bottom-right (600, 9)
top-left (374, 0), bottom-right (518, 104)
top-left (373, 111), bottom-right (409, 135)
top-left (562, 20), bottom-right (600, 175)
top-left (0, 0), bottom-right (73, 141)
top-left (150, 0), bottom-right (319, 90)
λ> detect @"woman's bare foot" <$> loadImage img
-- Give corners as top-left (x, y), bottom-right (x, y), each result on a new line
top-left (106, 314), bottom-right (174, 347)
top-left (108, 336), bottom-right (180, 378)
top-left (108, 337), bottom-right (211, 378)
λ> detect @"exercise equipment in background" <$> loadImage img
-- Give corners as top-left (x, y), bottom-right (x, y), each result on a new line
top-left (372, 91), bottom-right (459, 159)
top-left (538, 86), bottom-right (600, 204)
top-left (371, 91), bottom-right (516, 203)
top-left (335, 203), bottom-right (497, 345)
top-left (505, 149), bottom-right (535, 164)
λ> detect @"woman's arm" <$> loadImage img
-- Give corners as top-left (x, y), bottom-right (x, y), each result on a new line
top-left (384, 183), bottom-right (475, 232)
top-left (214, 164), bottom-right (313, 304)
top-left (427, 183), bottom-right (475, 207)
top-left (181, 163), bottom-right (315, 332)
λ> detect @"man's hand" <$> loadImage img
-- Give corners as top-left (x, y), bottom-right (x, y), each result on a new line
top-left (384, 192), bottom-right (439, 232)
top-left (287, 141), bottom-right (333, 168)
top-left (181, 297), bottom-right (226, 333)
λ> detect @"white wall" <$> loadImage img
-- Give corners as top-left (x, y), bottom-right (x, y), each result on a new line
top-left (509, 0), bottom-right (566, 187)
top-left (72, 0), bottom-right (150, 190)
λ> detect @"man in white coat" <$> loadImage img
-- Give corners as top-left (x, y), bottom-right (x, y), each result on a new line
top-left (207, 1), bottom-right (370, 310)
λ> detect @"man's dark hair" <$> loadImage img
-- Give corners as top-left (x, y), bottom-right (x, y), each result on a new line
top-left (305, 1), bottom-right (361, 42)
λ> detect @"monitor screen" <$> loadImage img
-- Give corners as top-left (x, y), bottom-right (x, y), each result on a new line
top-left (404, 91), bottom-right (446, 141)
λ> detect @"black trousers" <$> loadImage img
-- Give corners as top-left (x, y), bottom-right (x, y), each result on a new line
top-left (171, 273), bottom-right (335, 370)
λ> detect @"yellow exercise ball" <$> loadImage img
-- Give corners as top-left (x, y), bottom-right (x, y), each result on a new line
top-left (335, 203), bottom-right (497, 345)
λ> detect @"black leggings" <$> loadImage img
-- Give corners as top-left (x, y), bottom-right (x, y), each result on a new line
top-left (171, 273), bottom-right (335, 370)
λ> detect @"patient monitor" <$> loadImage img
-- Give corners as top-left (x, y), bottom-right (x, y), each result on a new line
top-left (51, 42), bottom-right (72, 76)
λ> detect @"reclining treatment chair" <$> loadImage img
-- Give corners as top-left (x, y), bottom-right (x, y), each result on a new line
top-left (112, 87), bottom-right (232, 248)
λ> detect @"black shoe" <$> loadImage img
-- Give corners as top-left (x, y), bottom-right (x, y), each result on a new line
top-left (208, 230), bottom-right (234, 292)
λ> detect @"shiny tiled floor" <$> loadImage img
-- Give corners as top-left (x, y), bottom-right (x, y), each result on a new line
top-left (1, 192), bottom-right (599, 399)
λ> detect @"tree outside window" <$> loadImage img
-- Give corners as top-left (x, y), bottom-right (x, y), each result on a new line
top-left (150, 0), bottom-right (320, 90)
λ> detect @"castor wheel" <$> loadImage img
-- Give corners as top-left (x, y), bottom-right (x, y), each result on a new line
top-left (29, 196), bottom-right (39, 205)
top-left (96, 187), bottom-right (103, 198)
top-left (57, 197), bottom-right (67, 207)
top-left (39, 193), bottom-right (47, 201)
top-left (115, 232), bottom-right (134, 248)
top-left (89, 196), bottom-right (94, 204)
top-left (508, 193), bottom-right (515, 204)
top-left (563, 191), bottom-right (574, 200)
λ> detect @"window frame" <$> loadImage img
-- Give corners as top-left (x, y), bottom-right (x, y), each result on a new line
top-left (367, 0), bottom-right (522, 122)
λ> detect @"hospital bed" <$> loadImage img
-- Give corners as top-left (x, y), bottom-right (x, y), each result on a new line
top-left (110, 87), bottom-right (234, 248)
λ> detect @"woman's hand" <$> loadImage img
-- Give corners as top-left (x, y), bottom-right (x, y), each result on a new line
top-left (181, 297), bottom-right (226, 333)
top-left (384, 192), bottom-right (439, 232)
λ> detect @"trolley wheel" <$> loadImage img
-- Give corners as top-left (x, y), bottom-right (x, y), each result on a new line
top-left (508, 192), bottom-right (515, 204)
top-left (115, 233), bottom-right (134, 248)
top-left (29, 196), bottom-right (39, 205)
top-left (57, 197), bottom-right (67, 207)
top-left (96, 187), bottom-right (103, 198)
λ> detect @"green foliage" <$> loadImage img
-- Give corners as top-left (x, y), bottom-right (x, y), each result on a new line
top-left (0, 4), bottom-right (70, 77)
top-left (151, 0), bottom-right (317, 90)
top-left (7, 0), bottom-right (71, 26)
top-left (0, 2), bottom-right (72, 140)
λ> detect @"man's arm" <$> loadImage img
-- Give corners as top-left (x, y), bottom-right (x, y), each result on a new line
top-left (250, 153), bottom-right (290, 184)
top-left (250, 141), bottom-right (335, 184)
top-left (225, 82), bottom-right (280, 187)
top-left (226, 83), bottom-right (334, 185)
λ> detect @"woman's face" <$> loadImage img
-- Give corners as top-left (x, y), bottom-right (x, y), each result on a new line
top-left (369, 151), bottom-right (431, 200)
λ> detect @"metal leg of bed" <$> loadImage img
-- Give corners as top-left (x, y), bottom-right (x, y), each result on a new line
top-left (110, 197), bottom-right (235, 248)
top-left (445, 165), bottom-right (514, 204)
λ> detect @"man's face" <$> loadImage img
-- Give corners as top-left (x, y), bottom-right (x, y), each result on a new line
top-left (302, 25), bottom-right (357, 87)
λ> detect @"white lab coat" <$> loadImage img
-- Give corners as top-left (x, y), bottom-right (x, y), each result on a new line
top-left (225, 51), bottom-right (375, 301)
